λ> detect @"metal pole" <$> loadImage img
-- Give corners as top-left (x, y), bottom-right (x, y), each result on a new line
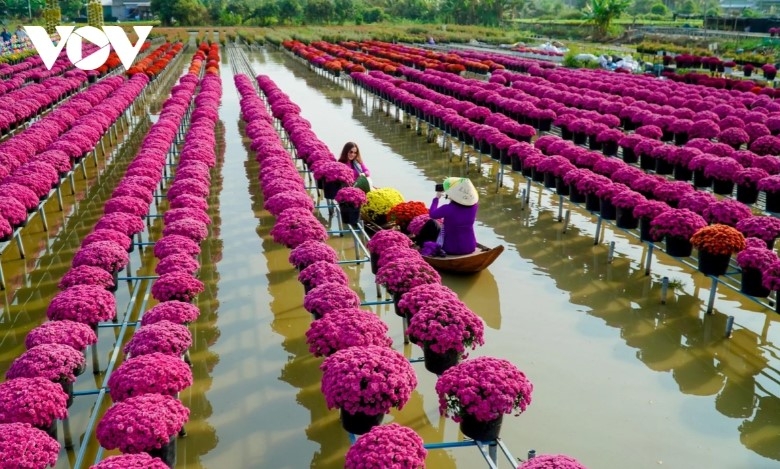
top-left (660, 276), bottom-right (669, 304)
top-left (644, 244), bottom-right (654, 276)
top-left (562, 209), bottom-right (571, 234)
top-left (725, 315), bottom-right (734, 338)
top-left (557, 195), bottom-right (563, 222)
top-left (593, 217), bottom-right (602, 245)
top-left (607, 241), bottom-right (615, 264)
top-left (706, 276), bottom-right (718, 314)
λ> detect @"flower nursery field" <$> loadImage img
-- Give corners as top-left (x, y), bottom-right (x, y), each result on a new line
top-left (1, 37), bottom-right (780, 469)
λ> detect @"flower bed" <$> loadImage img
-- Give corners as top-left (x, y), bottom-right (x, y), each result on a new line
top-left (305, 308), bottom-right (392, 356)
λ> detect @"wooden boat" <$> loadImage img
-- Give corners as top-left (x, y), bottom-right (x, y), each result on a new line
top-left (421, 244), bottom-right (504, 274)
top-left (361, 215), bottom-right (504, 274)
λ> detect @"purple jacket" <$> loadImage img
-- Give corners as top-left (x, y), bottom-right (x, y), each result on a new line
top-left (429, 198), bottom-right (478, 255)
top-left (346, 160), bottom-right (370, 179)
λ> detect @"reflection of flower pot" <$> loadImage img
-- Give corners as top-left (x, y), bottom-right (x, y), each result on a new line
top-left (736, 185), bottom-right (759, 204)
top-left (585, 193), bottom-right (601, 212)
top-left (555, 177), bottom-right (570, 196)
top-left (712, 179), bottom-right (735, 196)
top-left (603, 142), bottom-right (618, 156)
top-left (666, 236), bottom-right (693, 257)
top-left (569, 184), bottom-right (586, 203)
top-left (655, 158), bottom-right (674, 175)
top-left (674, 164), bottom-right (693, 182)
top-left (715, 376), bottom-right (756, 419)
top-left (339, 203), bottom-right (360, 226)
top-left (693, 169), bottom-right (713, 188)
top-left (423, 345), bottom-right (460, 375)
top-left (340, 409), bottom-right (384, 435)
top-left (616, 207), bottom-right (639, 229)
top-left (600, 199), bottom-right (617, 220)
top-left (459, 413), bottom-right (503, 442)
top-left (323, 181), bottom-right (346, 200)
top-left (764, 190), bottom-right (780, 212)
top-left (147, 436), bottom-right (177, 468)
top-left (740, 267), bottom-right (770, 297)
top-left (622, 147), bottom-right (638, 164)
top-left (697, 250), bottom-right (731, 276)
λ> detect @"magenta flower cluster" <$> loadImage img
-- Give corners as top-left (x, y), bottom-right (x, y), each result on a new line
top-left (108, 353), bottom-right (193, 402)
top-left (376, 259), bottom-right (441, 295)
top-left (288, 240), bottom-right (339, 270)
top-left (141, 301), bottom-right (201, 326)
top-left (90, 453), bottom-right (171, 469)
top-left (151, 272), bottom-right (205, 303)
top-left (518, 454), bottom-right (587, 469)
top-left (298, 261), bottom-right (349, 289)
top-left (0, 377), bottom-right (68, 428)
top-left (47, 285), bottom-right (117, 325)
top-left (123, 320), bottom-right (192, 358)
top-left (407, 300), bottom-right (485, 354)
top-left (344, 423), bottom-right (427, 469)
top-left (305, 308), bottom-right (392, 357)
top-left (6, 343), bottom-right (86, 384)
top-left (96, 394), bottom-right (189, 453)
top-left (25, 320), bottom-right (97, 352)
top-left (0, 423), bottom-right (60, 469)
top-left (303, 283), bottom-right (361, 317)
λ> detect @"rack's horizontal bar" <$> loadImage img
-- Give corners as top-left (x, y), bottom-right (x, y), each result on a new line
top-left (117, 276), bottom-right (159, 281)
top-left (97, 322), bottom-right (138, 328)
top-left (360, 300), bottom-right (393, 306)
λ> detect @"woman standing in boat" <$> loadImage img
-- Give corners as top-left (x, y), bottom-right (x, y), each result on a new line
top-left (428, 177), bottom-right (479, 255)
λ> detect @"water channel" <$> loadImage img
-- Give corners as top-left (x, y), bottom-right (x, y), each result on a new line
top-left (0, 45), bottom-right (778, 469)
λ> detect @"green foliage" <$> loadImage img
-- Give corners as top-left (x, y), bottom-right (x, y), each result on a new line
top-left (151, 0), bottom-right (209, 25)
top-left (333, 0), bottom-right (355, 24)
top-left (362, 6), bottom-right (387, 23)
top-left (583, 0), bottom-right (630, 38)
top-left (677, 0), bottom-right (696, 14)
top-left (277, 0), bottom-right (303, 25)
top-left (649, 3), bottom-right (667, 16)
top-left (304, 0), bottom-right (335, 24)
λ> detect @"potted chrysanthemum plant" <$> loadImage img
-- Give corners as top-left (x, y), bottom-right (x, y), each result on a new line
top-left (0, 423), bottom-right (60, 469)
top-left (334, 187), bottom-right (367, 226)
top-left (123, 321), bottom-right (192, 359)
top-left (518, 454), bottom-right (587, 469)
top-left (650, 209), bottom-right (707, 257)
top-left (6, 344), bottom-right (86, 407)
top-left (91, 453), bottom-right (171, 469)
top-left (107, 353), bottom-right (192, 402)
top-left (407, 299), bottom-right (485, 375)
top-left (321, 345), bottom-right (417, 435)
top-left (365, 229), bottom-right (414, 274)
top-left (376, 258), bottom-right (442, 302)
top-left (0, 377), bottom-right (68, 436)
top-left (435, 356), bottom-right (533, 442)
top-left (344, 423), bottom-right (427, 469)
top-left (690, 224), bottom-right (746, 276)
top-left (297, 261), bottom-right (349, 293)
top-left (736, 241), bottom-right (777, 297)
top-left (305, 308), bottom-right (392, 357)
top-left (303, 282), bottom-right (361, 319)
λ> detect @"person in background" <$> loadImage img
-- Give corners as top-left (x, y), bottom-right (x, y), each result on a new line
top-left (0, 28), bottom-right (11, 43)
top-left (429, 177), bottom-right (479, 255)
top-left (338, 141), bottom-right (371, 180)
top-left (14, 26), bottom-right (26, 40)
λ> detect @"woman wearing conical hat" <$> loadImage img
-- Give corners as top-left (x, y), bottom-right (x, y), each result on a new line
top-left (428, 177), bottom-right (479, 255)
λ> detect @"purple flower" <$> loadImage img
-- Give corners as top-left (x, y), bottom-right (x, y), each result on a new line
top-left (162, 218), bottom-right (209, 244)
top-left (736, 247), bottom-right (778, 270)
top-left (72, 241), bottom-right (130, 273)
top-left (288, 240), bottom-right (339, 270)
top-left (366, 229), bottom-right (414, 255)
top-left (407, 299), bottom-right (485, 355)
top-left (153, 234), bottom-right (201, 259)
top-left (270, 208), bottom-right (328, 249)
top-left (298, 261), bottom-right (349, 289)
top-left (735, 167), bottom-right (769, 186)
top-left (169, 193), bottom-right (208, 212)
top-left (736, 216), bottom-right (780, 244)
top-left (703, 158), bottom-right (743, 182)
top-left (0, 196), bottom-right (28, 226)
top-left (0, 423), bottom-right (59, 469)
top-left (140, 301), bottom-right (201, 326)
top-left (96, 394), bottom-right (189, 453)
top-left (0, 377), bottom-right (68, 428)
top-left (334, 187), bottom-right (368, 206)
top-left (610, 190), bottom-right (646, 209)
top-left (95, 212), bottom-right (146, 237)
top-left (90, 453), bottom-right (171, 469)
top-left (702, 199), bottom-right (752, 226)
top-left (123, 320), bottom-right (192, 358)
top-left (163, 207), bottom-right (212, 226)
top-left (108, 353), bottom-right (192, 402)
top-left (6, 344), bottom-right (86, 384)
top-left (344, 424), bottom-right (427, 469)
top-left (166, 178), bottom-right (209, 200)
top-left (435, 357), bottom-right (533, 422)
top-left (678, 192), bottom-right (718, 215)
top-left (26, 320), bottom-right (97, 351)
top-left (376, 258), bottom-right (441, 295)
top-left (151, 272), bottom-right (204, 302)
top-left (58, 265), bottom-right (116, 290)
top-left (263, 191), bottom-right (315, 216)
top-left (718, 127), bottom-right (750, 148)
top-left (518, 454), bottom-right (587, 469)
top-left (306, 308), bottom-right (392, 357)
top-left (650, 209), bottom-right (707, 240)
top-left (81, 229), bottom-right (132, 252)
top-left (103, 196), bottom-right (149, 217)
top-left (47, 285), bottom-right (117, 325)
top-left (635, 125), bottom-right (663, 140)
top-left (321, 345), bottom-right (417, 415)
top-left (762, 260), bottom-right (780, 291)
top-left (303, 283), bottom-right (361, 317)
top-left (312, 161), bottom-right (356, 185)
top-left (154, 253), bottom-right (200, 276)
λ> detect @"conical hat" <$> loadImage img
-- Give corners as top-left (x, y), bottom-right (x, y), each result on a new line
top-left (442, 177), bottom-right (478, 206)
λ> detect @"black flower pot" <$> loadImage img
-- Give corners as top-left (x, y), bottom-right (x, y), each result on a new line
top-left (603, 142), bottom-right (619, 157)
top-left (585, 193), bottom-right (601, 212)
top-left (539, 119), bottom-right (552, 132)
top-left (322, 181), bottom-right (346, 200)
top-left (370, 252), bottom-right (380, 275)
top-left (674, 132), bottom-right (689, 145)
top-left (531, 168), bottom-right (545, 183)
top-left (340, 409), bottom-right (385, 435)
top-left (543, 172), bottom-right (556, 189)
top-left (693, 170), bottom-right (713, 189)
top-left (147, 436), bottom-right (177, 468)
top-left (573, 132), bottom-right (588, 145)
top-left (640, 217), bottom-right (654, 242)
top-left (640, 154), bottom-right (656, 171)
top-left (588, 136), bottom-right (603, 151)
top-left (621, 147), bottom-right (638, 164)
top-left (460, 413), bottom-right (503, 442)
top-left (422, 345), bottom-right (461, 375)
top-left (499, 149), bottom-right (511, 165)
top-left (561, 128), bottom-right (573, 140)
top-left (674, 164), bottom-right (693, 182)
top-left (655, 159), bottom-right (674, 175)
top-left (741, 267), bottom-right (770, 297)
top-left (765, 191), bottom-right (780, 213)
top-left (510, 156), bottom-right (522, 172)
top-left (615, 207), bottom-right (639, 229)
top-left (339, 203), bottom-right (360, 226)
top-left (555, 177), bottom-right (570, 196)
top-left (480, 141), bottom-right (491, 155)
top-left (600, 199), bottom-right (617, 220)
top-left (569, 184), bottom-right (586, 203)
top-left (490, 145), bottom-right (501, 160)
top-left (665, 236), bottom-right (693, 257)
top-left (712, 179), bottom-right (735, 196)
top-left (697, 250), bottom-right (731, 276)
top-left (736, 185), bottom-right (759, 204)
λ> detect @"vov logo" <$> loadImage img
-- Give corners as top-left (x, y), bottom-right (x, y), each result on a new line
top-left (24, 25), bottom-right (152, 71)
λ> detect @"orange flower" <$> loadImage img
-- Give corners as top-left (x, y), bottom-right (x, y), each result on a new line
top-left (690, 224), bottom-right (746, 255)
top-left (388, 201), bottom-right (429, 229)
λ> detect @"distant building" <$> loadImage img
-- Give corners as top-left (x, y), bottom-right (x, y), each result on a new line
top-left (110, 0), bottom-right (152, 21)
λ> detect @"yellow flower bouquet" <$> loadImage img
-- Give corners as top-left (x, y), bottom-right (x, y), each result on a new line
top-left (361, 188), bottom-right (404, 224)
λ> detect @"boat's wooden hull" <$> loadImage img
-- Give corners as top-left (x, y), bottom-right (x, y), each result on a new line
top-left (422, 244), bottom-right (504, 274)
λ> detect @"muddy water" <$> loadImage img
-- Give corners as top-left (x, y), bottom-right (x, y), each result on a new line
top-left (0, 45), bottom-right (778, 469)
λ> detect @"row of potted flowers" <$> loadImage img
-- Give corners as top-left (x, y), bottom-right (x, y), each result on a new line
top-left (0, 46), bottom-right (204, 468)
top-left (0, 47), bottom-right (193, 468)
top-left (252, 72), bottom-right (590, 467)
top-left (92, 43), bottom-right (222, 468)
